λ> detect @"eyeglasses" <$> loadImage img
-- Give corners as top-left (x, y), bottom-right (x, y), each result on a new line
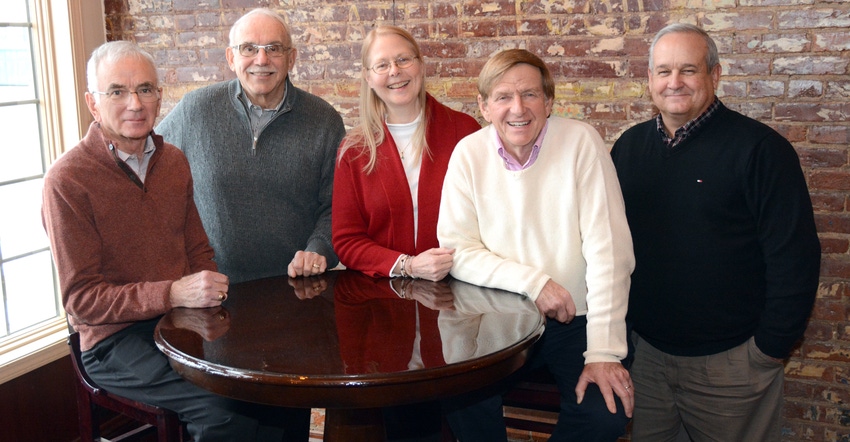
top-left (231, 43), bottom-right (291, 58)
top-left (367, 56), bottom-right (419, 75)
top-left (90, 86), bottom-right (161, 103)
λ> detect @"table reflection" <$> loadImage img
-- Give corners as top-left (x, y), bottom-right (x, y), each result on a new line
top-left (159, 271), bottom-right (543, 379)
top-left (156, 270), bottom-right (544, 441)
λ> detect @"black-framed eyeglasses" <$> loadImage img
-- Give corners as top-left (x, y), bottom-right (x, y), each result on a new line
top-left (90, 86), bottom-right (161, 103)
top-left (232, 43), bottom-right (291, 58)
top-left (367, 55), bottom-right (419, 75)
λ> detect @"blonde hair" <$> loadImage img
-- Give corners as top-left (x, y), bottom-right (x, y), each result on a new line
top-left (339, 25), bottom-right (429, 174)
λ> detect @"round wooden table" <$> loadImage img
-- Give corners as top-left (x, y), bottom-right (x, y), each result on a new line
top-left (155, 270), bottom-right (544, 441)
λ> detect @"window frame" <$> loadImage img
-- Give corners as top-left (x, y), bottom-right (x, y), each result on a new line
top-left (0, 0), bottom-right (104, 385)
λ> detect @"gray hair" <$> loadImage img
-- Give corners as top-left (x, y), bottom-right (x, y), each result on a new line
top-left (649, 23), bottom-right (719, 71)
top-left (86, 40), bottom-right (157, 93)
top-left (228, 8), bottom-right (292, 47)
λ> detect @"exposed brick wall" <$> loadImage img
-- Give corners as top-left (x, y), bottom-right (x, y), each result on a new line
top-left (103, 0), bottom-right (850, 440)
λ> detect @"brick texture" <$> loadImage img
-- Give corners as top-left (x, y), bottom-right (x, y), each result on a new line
top-left (104, 0), bottom-right (850, 440)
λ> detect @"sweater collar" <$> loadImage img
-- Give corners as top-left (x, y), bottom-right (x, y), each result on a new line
top-left (230, 76), bottom-right (296, 115)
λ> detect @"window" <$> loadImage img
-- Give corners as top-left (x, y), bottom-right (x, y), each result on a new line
top-left (0, 0), bottom-right (103, 384)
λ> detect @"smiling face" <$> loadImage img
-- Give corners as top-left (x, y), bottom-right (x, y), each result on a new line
top-left (648, 31), bottom-right (721, 134)
top-left (85, 55), bottom-right (161, 154)
top-left (478, 63), bottom-right (553, 162)
top-left (226, 13), bottom-right (296, 109)
top-left (364, 33), bottom-right (424, 124)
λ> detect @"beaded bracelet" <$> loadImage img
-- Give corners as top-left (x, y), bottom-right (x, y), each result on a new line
top-left (404, 254), bottom-right (414, 278)
top-left (399, 254), bottom-right (408, 278)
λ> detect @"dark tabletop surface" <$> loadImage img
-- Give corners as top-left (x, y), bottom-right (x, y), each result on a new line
top-left (155, 270), bottom-right (544, 409)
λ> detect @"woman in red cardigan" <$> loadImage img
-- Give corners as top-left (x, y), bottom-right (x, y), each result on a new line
top-left (332, 25), bottom-right (480, 281)
top-left (332, 25), bottom-right (479, 441)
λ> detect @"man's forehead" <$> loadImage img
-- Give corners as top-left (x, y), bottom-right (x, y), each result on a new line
top-left (490, 80), bottom-right (543, 94)
top-left (652, 60), bottom-right (703, 69)
top-left (234, 18), bottom-right (290, 44)
top-left (97, 58), bottom-right (157, 86)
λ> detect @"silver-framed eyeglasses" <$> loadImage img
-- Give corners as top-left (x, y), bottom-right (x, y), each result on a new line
top-left (90, 86), bottom-right (161, 103)
top-left (232, 43), bottom-right (291, 58)
top-left (367, 55), bottom-right (419, 75)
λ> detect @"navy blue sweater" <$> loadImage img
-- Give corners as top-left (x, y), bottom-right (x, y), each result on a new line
top-left (610, 103), bottom-right (820, 359)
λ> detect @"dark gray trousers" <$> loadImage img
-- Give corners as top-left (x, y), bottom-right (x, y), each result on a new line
top-left (82, 319), bottom-right (309, 442)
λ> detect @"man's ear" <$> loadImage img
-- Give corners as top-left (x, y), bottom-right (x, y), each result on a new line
top-left (477, 95), bottom-right (490, 123)
top-left (225, 46), bottom-right (236, 72)
top-left (85, 92), bottom-right (100, 122)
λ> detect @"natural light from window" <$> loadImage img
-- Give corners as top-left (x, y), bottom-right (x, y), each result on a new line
top-left (0, 2), bottom-right (62, 342)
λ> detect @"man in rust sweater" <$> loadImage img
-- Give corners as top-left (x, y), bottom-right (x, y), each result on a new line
top-left (42, 41), bottom-right (302, 441)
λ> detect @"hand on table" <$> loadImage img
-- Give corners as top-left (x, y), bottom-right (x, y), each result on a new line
top-left (170, 270), bottom-right (229, 308)
top-left (534, 279), bottom-right (576, 323)
top-left (576, 361), bottom-right (634, 417)
top-left (406, 248), bottom-right (454, 281)
top-left (288, 251), bottom-right (327, 278)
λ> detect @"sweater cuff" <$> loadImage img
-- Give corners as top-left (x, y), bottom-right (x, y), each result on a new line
top-left (306, 241), bottom-right (339, 268)
top-left (753, 331), bottom-right (796, 360)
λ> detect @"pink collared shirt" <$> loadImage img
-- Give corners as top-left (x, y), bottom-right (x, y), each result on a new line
top-left (494, 121), bottom-right (549, 171)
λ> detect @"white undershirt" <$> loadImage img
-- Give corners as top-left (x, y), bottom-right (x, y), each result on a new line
top-left (386, 116), bottom-right (422, 246)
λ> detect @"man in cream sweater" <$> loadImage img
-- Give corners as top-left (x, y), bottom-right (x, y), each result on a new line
top-left (438, 49), bottom-right (635, 442)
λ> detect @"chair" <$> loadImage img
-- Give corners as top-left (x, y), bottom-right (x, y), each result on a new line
top-left (68, 331), bottom-right (183, 442)
top-left (502, 367), bottom-right (559, 435)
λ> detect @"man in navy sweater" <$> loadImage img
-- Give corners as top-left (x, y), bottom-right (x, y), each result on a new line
top-left (611, 23), bottom-right (821, 441)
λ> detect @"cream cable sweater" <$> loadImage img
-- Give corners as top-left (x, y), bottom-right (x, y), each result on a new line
top-left (438, 117), bottom-right (634, 363)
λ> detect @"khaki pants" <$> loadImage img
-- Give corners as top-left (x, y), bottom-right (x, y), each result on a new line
top-left (630, 334), bottom-right (784, 442)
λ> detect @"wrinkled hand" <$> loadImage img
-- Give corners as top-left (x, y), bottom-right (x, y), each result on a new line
top-left (406, 280), bottom-right (455, 311)
top-left (576, 362), bottom-right (634, 417)
top-left (288, 251), bottom-right (327, 278)
top-left (534, 279), bottom-right (576, 323)
top-left (171, 307), bottom-right (231, 341)
top-left (170, 270), bottom-right (229, 308)
top-left (407, 248), bottom-right (454, 281)
top-left (289, 275), bottom-right (329, 300)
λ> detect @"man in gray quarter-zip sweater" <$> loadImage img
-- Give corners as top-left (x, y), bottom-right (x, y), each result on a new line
top-left (158, 8), bottom-right (345, 285)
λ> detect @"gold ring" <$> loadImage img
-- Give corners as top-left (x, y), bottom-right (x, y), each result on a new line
top-left (312, 264), bottom-right (320, 268)
top-left (625, 385), bottom-right (631, 390)
top-left (218, 292), bottom-right (225, 301)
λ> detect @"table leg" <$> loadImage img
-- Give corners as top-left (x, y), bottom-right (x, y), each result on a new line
top-left (324, 407), bottom-right (386, 442)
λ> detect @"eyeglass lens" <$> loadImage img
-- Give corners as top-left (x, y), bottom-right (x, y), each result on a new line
top-left (98, 88), bottom-right (160, 102)
top-left (370, 56), bottom-right (416, 74)
top-left (237, 43), bottom-right (288, 57)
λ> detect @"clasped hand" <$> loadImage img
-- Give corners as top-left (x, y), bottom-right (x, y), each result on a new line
top-left (288, 250), bottom-right (327, 278)
top-left (170, 270), bottom-right (229, 308)
top-left (405, 247), bottom-right (454, 281)
top-left (534, 279), bottom-right (576, 323)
